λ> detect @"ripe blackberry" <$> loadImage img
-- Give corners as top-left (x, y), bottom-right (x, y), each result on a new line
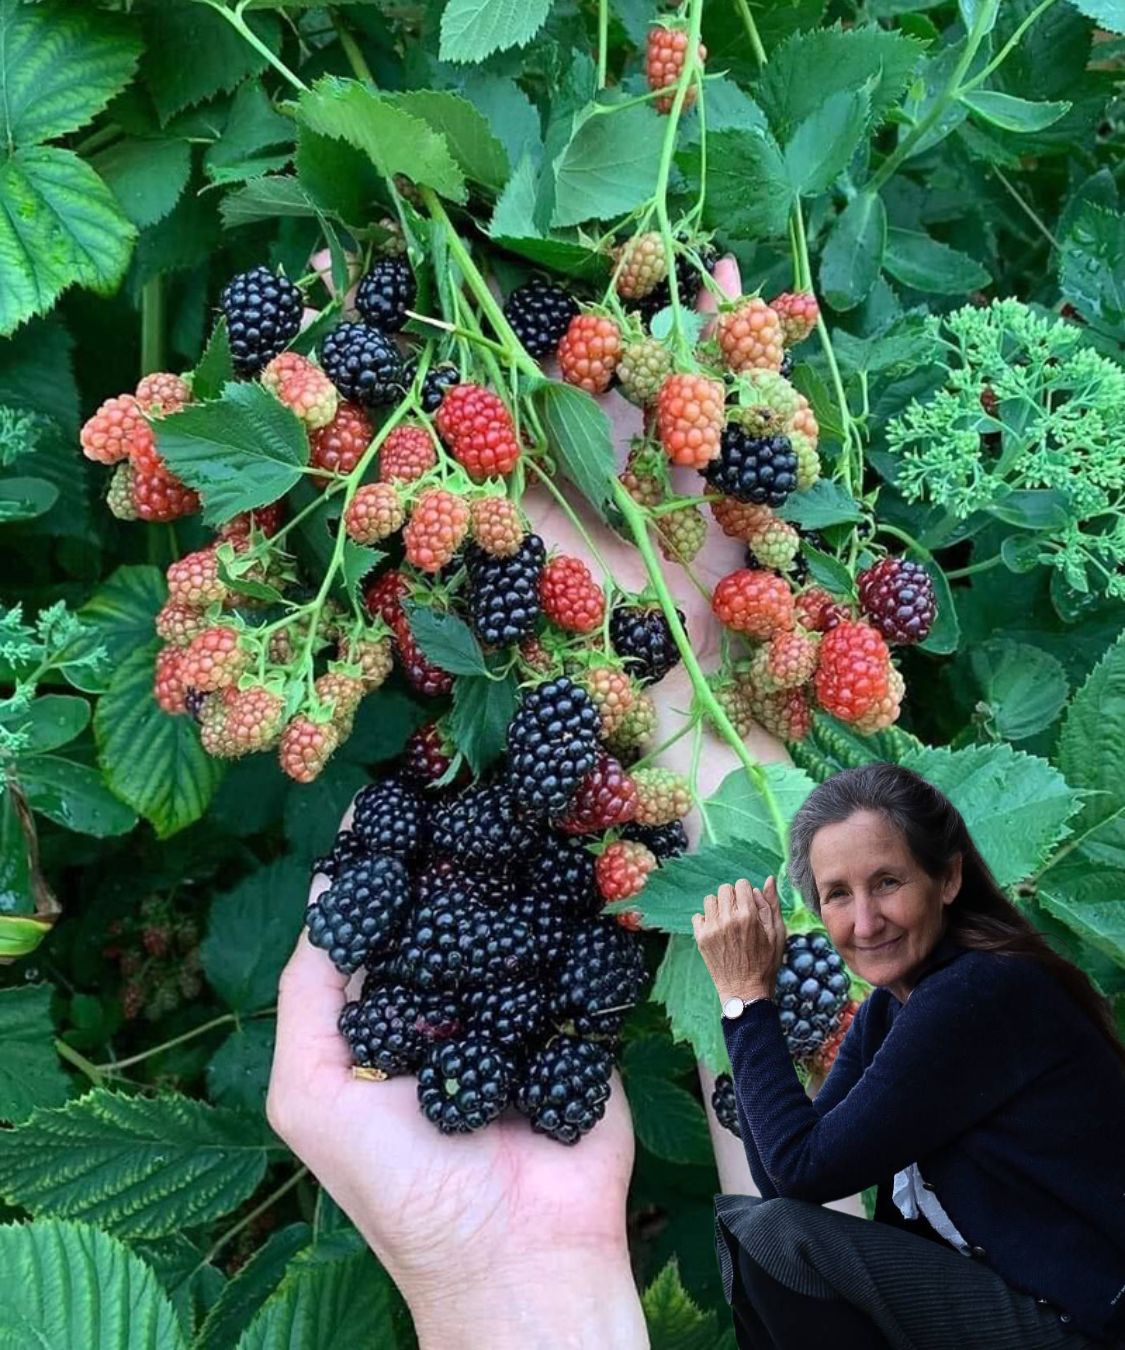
top-left (609, 605), bottom-right (683, 686)
top-left (402, 722), bottom-right (455, 786)
top-left (515, 1035), bottom-right (615, 1145)
top-left (857, 557), bottom-right (937, 646)
top-left (775, 931), bottom-right (851, 1063)
top-left (464, 533), bottom-right (546, 646)
top-left (310, 827), bottom-right (368, 881)
top-left (399, 864), bottom-right (539, 991)
top-left (355, 258), bottom-right (415, 332)
top-left (351, 774), bottom-right (428, 862)
top-left (184, 688), bottom-right (207, 721)
top-left (621, 818), bottom-right (688, 863)
top-left (526, 834), bottom-right (601, 917)
top-left (320, 322), bottom-right (405, 407)
top-left (780, 350), bottom-right (794, 379)
top-left (219, 266), bottom-right (302, 376)
top-left (339, 983), bottom-right (463, 1075)
top-left (417, 1032), bottom-right (518, 1134)
top-left (507, 888), bottom-right (577, 968)
top-left (431, 782), bottom-right (544, 868)
top-left (703, 427), bottom-right (798, 507)
top-left (636, 244), bottom-right (718, 325)
top-left (463, 978), bottom-right (547, 1051)
top-left (402, 359), bottom-right (460, 412)
top-left (550, 918), bottom-right (647, 1038)
top-left (306, 855), bottom-right (412, 974)
top-left (505, 678), bottom-right (601, 817)
top-left (503, 279), bottom-right (580, 358)
top-left (711, 1072), bottom-right (742, 1138)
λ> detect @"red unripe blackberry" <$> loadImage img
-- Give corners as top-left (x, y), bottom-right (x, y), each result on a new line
top-left (655, 371), bottom-right (724, 468)
top-left (153, 646), bottom-right (187, 714)
top-left (80, 394), bottom-right (153, 464)
top-left (309, 402), bottom-right (373, 480)
top-left (378, 422), bottom-right (437, 484)
top-left (554, 753), bottom-right (638, 834)
top-left (134, 372), bottom-right (190, 415)
top-left (344, 482), bottom-right (404, 544)
top-left (813, 620), bottom-right (892, 723)
top-left (468, 496), bottom-right (525, 557)
top-left (403, 487), bottom-right (470, 572)
top-left (557, 313), bottom-right (622, 394)
top-left (393, 614), bottom-right (455, 697)
top-left (596, 839), bottom-right (657, 901)
top-left (539, 554), bottom-right (606, 634)
top-left (711, 570), bottom-right (795, 640)
top-left (279, 714), bottom-right (339, 782)
top-left (180, 625), bottom-right (248, 692)
top-left (364, 568), bottom-right (409, 626)
top-left (131, 462), bottom-right (199, 522)
top-left (435, 383), bottom-right (521, 478)
top-left (646, 25), bottom-right (706, 114)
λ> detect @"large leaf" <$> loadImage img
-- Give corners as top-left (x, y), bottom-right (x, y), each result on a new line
top-left (392, 90), bottom-right (508, 192)
top-left (0, 985), bottom-right (69, 1124)
top-left (1066, 0), bottom-right (1125, 33)
top-left (819, 191), bottom-right (886, 311)
top-left (651, 935), bottom-right (728, 1074)
top-left (960, 89), bottom-right (1070, 133)
top-left (2, 694), bottom-right (89, 755)
top-left (73, 564), bottom-right (165, 691)
top-left (16, 755), bottom-right (138, 837)
top-left (552, 104), bottom-right (665, 228)
top-left (207, 1022), bottom-right (276, 1114)
top-left (688, 127), bottom-right (792, 239)
top-left (202, 859), bottom-right (308, 1013)
top-left (643, 1257), bottom-right (733, 1350)
top-left (622, 1042), bottom-right (713, 1167)
top-left (401, 603), bottom-right (488, 677)
top-left (883, 227), bottom-right (990, 294)
top-left (0, 1218), bottom-right (186, 1349)
top-left (784, 87), bottom-right (870, 197)
top-left (196, 1224), bottom-right (311, 1350)
top-left (608, 840), bottom-right (780, 935)
top-left (154, 382), bottom-right (309, 526)
top-left (1059, 203), bottom-right (1125, 340)
top-left (439, 0), bottom-right (553, 64)
top-left (705, 762), bottom-right (817, 854)
top-left (95, 136), bottom-right (192, 228)
top-left (0, 1090), bottom-right (280, 1239)
top-left (534, 380), bottom-right (616, 516)
top-left (449, 669), bottom-right (517, 777)
top-left (968, 639), bottom-right (1069, 742)
top-left (94, 644), bottom-right (224, 839)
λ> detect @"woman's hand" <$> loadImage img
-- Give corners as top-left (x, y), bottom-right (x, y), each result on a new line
top-left (692, 876), bottom-right (787, 1006)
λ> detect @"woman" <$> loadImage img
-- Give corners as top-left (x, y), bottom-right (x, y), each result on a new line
top-left (693, 762), bottom-right (1125, 1350)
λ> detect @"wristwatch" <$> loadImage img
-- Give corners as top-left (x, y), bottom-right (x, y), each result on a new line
top-left (721, 994), bottom-right (771, 1020)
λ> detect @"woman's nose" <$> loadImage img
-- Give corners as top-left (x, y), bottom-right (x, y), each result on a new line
top-left (851, 893), bottom-right (886, 941)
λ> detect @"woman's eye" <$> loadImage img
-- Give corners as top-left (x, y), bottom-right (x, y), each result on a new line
top-left (880, 877), bottom-right (897, 888)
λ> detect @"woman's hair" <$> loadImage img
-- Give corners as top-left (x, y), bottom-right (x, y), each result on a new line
top-left (787, 762), bottom-right (1125, 1072)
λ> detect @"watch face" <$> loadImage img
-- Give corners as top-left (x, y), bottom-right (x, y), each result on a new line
top-left (722, 997), bottom-right (744, 1019)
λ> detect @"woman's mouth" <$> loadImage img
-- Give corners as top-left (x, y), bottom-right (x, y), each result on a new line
top-left (859, 936), bottom-right (902, 953)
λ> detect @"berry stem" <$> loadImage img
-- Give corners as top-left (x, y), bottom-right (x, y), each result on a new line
top-left (94, 1008), bottom-right (274, 1072)
top-left (54, 1039), bottom-right (105, 1085)
top-left (944, 553), bottom-right (1004, 580)
top-left (733, 0), bottom-right (768, 66)
top-left (524, 457), bottom-right (615, 584)
top-left (690, 716), bottom-right (718, 844)
top-left (610, 479), bottom-right (790, 856)
top-left (596, 0), bottom-right (609, 88)
top-left (140, 276), bottom-right (165, 378)
top-left (199, 1166), bottom-right (309, 1272)
top-left (198, 0), bottom-right (310, 94)
top-left (332, 11), bottom-right (376, 84)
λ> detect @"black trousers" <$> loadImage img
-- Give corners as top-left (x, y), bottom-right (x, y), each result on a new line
top-left (716, 1195), bottom-right (1106, 1350)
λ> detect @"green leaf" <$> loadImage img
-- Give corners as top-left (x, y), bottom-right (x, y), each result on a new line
top-left (552, 104), bottom-right (665, 227)
top-left (802, 545), bottom-right (856, 598)
top-left (643, 1257), bottom-right (732, 1350)
top-left (705, 762), bottom-right (816, 854)
top-left (402, 603), bottom-right (488, 677)
top-left (458, 74), bottom-right (541, 172)
top-left (450, 670), bottom-right (517, 777)
top-left (192, 321), bottom-right (235, 403)
top-left (439, 0), bottom-right (553, 64)
top-left (1059, 203), bottom-right (1125, 338)
top-left (969, 639), bottom-right (1069, 741)
top-left (17, 756), bottom-right (137, 837)
top-left (608, 841), bottom-right (776, 935)
top-left (94, 645), bottom-right (224, 839)
top-left (689, 127), bottom-right (792, 239)
top-left (960, 89), bottom-right (1070, 133)
top-left (958, 0), bottom-right (1000, 34)
top-left (202, 859), bottom-right (308, 1013)
top-left (0, 1090), bottom-right (278, 1239)
top-left (392, 90), bottom-right (508, 192)
top-left (784, 87), bottom-right (870, 197)
top-left (196, 1224), bottom-right (311, 1350)
top-left (1038, 880), bottom-right (1125, 968)
top-left (204, 81), bottom-right (293, 186)
top-left (0, 985), bottom-right (69, 1124)
top-left (778, 479), bottom-right (865, 529)
top-left (987, 488), bottom-right (1072, 531)
top-left (1066, 0), bottom-right (1125, 34)
top-left (154, 383), bottom-right (309, 527)
top-left (206, 1022), bottom-right (276, 1114)
top-left (0, 146), bottom-right (136, 337)
top-left (534, 381), bottom-right (616, 516)
top-left (295, 77), bottom-right (465, 204)
top-left (94, 137), bottom-right (191, 229)
top-left (899, 743), bottom-right (1081, 889)
top-left (624, 1072), bottom-right (714, 1166)
top-left (819, 191), bottom-right (886, 311)
top-left (0, 0), bottom-right (141, 146)
top-left (0, 1218), bottom-right (186, 1349)
top-left (2, 694), bottom-right (89, 754)
top-left (73, 565), bottom-right (165, 691)
top-left (884, 227), bottom-right (990, 294)
top-left (651, 935), bottom-right (727, 1073)
top-left (221, 175), bottom-right (322, 230)
top-left (0, 475), bottom-right (58, 520)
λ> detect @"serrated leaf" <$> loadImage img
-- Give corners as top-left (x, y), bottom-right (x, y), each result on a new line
top-left (784, 86), bottom-right (869, 197)
top-left (687, 127), bottom-right (792, 239)
top-left (0, 1218), bottom-right (186, 1349)
top-left (643, 1257), bottom-right (730, 1350)
top-left (0, 985), bottom-right (69, 1124)
top-left (607, 841), bottom-right (778, 935)
top-left (819, 191), bottom-right (886, 311)
top-left (552, 104), bottom-right (664, 227)
top-left (193, 321), bottom-right (235, 402)
top-left (202, 859), bottom-right (308, 1013)
top-left (221, 175), bottom-right (322, 230)
top-left (626, 1073), bottom-right (714, 1165)
top-left (94, 645), bottom-right (224, 839)
top-left (1067, 0), bottom-right (1125, 33)
top-left (295, 77), bottom-right (465, 204)
top-left (969, 639), bottom-right (1069, 741)
top-left (73, 564), bottom-right (165, 690)
top-left (392, 90), bottom-right (508, 191)
top-left (802, 545), bottom-right (856, 597)
top-left (94, 137), bottom-right (191, 229)
top-left (534, 380), bottom-right (616, 516)
top-left (2, 694), bottom-right (89, 754)
top-left (705, 762), bottom-right (815, 854)
top-left (778, 479), bottom-right (865, 529)
top-left (458, 73), bottom-right (541, 172)
top-left (0, 1090), bottom-right (279, 1239)
top-left (0, 146), bottom-right (136, 336)
top-left (1039, 869), bottom-right (1125, 967)
top-left (884, 227), bottom-right (990, 295)
top-left (204, 81), bottom-right (293, 186)
top-left (206, 1022), bottom-right (276, 1115)
top-left (17, 756), bottom-right (137, 837)
top-left (651, 936), bottom-right (728, 1074)
top-left (196, 1223), bottom-right (311, 1350)
top-left (450, 670), bottom-right (517, 777)
top-left (0, 0), bottom-right (141, 146)
top-left (154, 383), bottom-right (308, 526)
top-left (1054, 634), bottom-right (1125, 869)
top-left (1059, 203), bottom-right (1125, 339)
top-left (402, 603), bottom-right (488, 676)
top-left (899, 743), bottom-right (1081, 889)
top-left (960, 89), bottom-right (1070, 133)
top-left (439, 0), bottom-right (552, 63)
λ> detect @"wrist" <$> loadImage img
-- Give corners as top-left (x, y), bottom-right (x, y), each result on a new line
top-left (718, 985), bottom-right (773, 1007)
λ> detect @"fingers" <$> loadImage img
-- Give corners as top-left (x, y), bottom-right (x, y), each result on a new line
top-left (712, 254), bottom-right (742, 303)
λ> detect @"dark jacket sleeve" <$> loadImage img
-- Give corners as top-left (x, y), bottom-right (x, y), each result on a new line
top-left (722, 953), bottom-right (1070, 1204)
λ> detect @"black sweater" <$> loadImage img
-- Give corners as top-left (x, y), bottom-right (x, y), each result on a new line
top-left (722, 933), bottom-right (1125, 1344)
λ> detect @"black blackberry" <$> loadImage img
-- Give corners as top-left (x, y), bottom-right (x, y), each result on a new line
top-left (504, 677), bottom-right (601, 817)
top-left (526, 833), bottom-right (601, 916)
top-left (514, 1035), bottom-right (615, 1145)
top-left (621, 819), bottom-right (688, 864)
top-left (703, 426), bottom-right (798, 508)
top-left (398, 863), bottom-right (539, 991)
top-left (464, 533), bottom-right (546, 646)
top-left (636, 243), bottom-right (718, 326)
top-left (463, 978), bottom-right (547, 1052)
top-left (775, 931), bottom-right (851, 1063)
top-left (550, 918), bottom-right (647, 1038)
top-left (417, 1031), bottom-right (518, 1134)
top-left (430, 782), bottom-right (544, 868)
top-left (319, 322), bottom-right (405, 407)
top-left (219, 266), bottom-right (302, 376)
top-left (711, 1072), bottom-right (742, 1138)
top-left (306, 854), bottom-right (412, 974)
top-left (351, 774), bottom-right (428, 862)
top-left (355, 258), bottom-right (415, 332)
top-left (780, 350), bottom-right (794, 379)
top-left (507, 888), bottom-right (576, 968)
top-left (184, 688), bottom-right (207, 722)
top-left (402, 359), bottom-right (460, 412)
top-left (503, 279), bottom-right (579, 358)
top-left (310, 827), bottom-right (368, 882)
top-left (339, 982), bottom-right (464, 1075)
top-left (608, 604), bottom-right (683, 686)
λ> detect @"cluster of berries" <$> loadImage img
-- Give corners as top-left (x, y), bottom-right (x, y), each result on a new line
top-left (306, 706), bottom-right (690, 1142)
top-left (101, 894), bottom-right (203, 1022)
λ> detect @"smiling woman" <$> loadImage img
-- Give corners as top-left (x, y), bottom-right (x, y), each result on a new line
top-left (698, 763), bottom-right (1125, 1350)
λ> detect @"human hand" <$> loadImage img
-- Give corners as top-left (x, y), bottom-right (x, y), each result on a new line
top-left (267, 800), bottom-right (650, 1350)
top-left (691, 876), bottom-right (787, 1006)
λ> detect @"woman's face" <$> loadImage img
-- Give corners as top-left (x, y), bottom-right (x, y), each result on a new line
top-left (808, 809), bottom-right (961, 1001)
